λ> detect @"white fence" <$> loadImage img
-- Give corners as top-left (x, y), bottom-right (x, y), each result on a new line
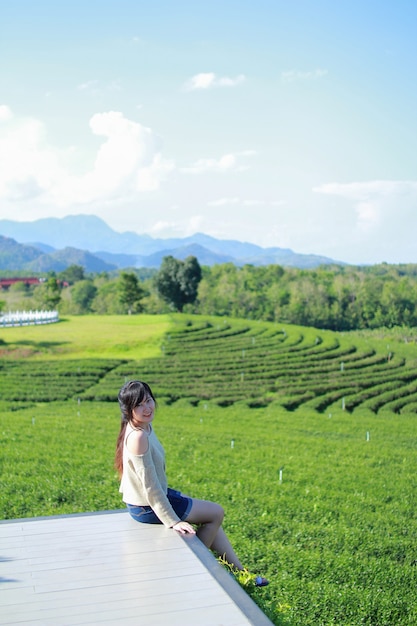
top-left (0, 310), bottom-right (59, 327)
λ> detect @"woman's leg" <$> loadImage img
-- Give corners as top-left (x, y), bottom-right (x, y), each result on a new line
top-left (185, 498), bottom-right (244, 570)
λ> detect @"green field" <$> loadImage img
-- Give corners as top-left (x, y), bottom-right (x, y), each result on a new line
top-left (1, 315), bottom-right (416, 626)
top-left (0, 314), bottom-right (172, 360)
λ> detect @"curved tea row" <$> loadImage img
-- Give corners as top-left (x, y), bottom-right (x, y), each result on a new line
top-left (1, 317), bottom-right (416, 414)
top-left (84, 318), bottom-right (417, 414)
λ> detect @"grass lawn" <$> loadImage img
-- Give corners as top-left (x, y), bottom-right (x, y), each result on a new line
top-left (0, 314), bottom-right (172, 360)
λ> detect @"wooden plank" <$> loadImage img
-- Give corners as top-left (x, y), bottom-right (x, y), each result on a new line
top-left (0, 510), bottom-right (273, 626)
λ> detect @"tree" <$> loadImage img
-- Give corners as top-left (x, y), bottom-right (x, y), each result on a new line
top-left (36, 275), bottom-right (61, 310)
top-left (58, 264), bottom-right (85, 285)
top-left (155, 255), bottom-right (202, 311)
top-left (178, 256), bottom-right (202, 306)
top-left (118, 272), bottom-right (145, 314)
top-left (154, 256), bottom-right (182, 310)
top-left (70, 280), bottom-right (97, 313)
top-left (91, 279), bottom-right (124, 314)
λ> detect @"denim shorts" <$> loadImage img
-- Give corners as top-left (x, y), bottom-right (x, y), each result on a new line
top-left (126, 488), bottom-right (193, 524)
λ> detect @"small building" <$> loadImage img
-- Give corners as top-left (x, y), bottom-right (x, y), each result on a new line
top-left (0, 277), bottom-right (43, 290)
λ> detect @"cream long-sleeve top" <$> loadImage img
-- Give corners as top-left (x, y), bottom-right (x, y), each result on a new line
top-left (119, 423), bottom-right (181, 528)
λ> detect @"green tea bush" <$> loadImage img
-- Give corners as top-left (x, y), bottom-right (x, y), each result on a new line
top-left (1, 314), bottom-right (417, 625)
top-left (1, 314), bottom-right (417, 413)
top-left (0, 359), bottom-right (124, 404)
top-left (4, 400), bottom-right (415, 625)
top-left (116, 316), bottom-right (417, 414)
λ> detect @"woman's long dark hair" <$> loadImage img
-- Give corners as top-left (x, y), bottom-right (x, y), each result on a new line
top-left (115, 380), bottom-right (156, 478)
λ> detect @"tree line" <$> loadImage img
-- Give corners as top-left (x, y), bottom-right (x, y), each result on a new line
top-left (1, 258), bottom-right (417, 331)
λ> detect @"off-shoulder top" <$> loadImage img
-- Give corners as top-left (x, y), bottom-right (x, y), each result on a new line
top-left (119, 423), bottom-right (180, 527)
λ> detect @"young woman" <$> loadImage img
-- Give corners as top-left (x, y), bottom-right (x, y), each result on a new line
top-left (115, 380), bottom-right (268, 586)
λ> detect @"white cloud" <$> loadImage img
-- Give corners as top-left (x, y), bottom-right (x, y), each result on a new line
top-left (0, 108), bottom-right (173, 209)
top-left (76, 79), bottom-right (121, 94)
top-left (0, 114), bottom-right (64, 201)
top-left (207, 197), bottom-right (240, 206)
top-left (313, 180), bottom-right (417, 236)
top-left (242, 199), bottom-right (262, 206)
top-left (207, 197), bottom-right (281, 207)
top-left (77, 79), bottom-right (99, 91)
top-left (183, 154), bottom-right (236, 173)
top-left (135, 153), bottom-right (174, 192)
top-left (355, 201), bottom-right (380, 231)
top-left (0, 105), bottom-right (13, 121)
top-left (149, 215), bottom-right (205, 238)
top-left (182, 151), bottom-right (255, 174)
top-left (314, 180), bottom-right (417, 199)
top-left (217, 74), bottom-right (246, 87)
top-left (184, 72), bottom-right (245, 91)
top-left (149, 220), bottom-right (178, 235)
top-left (281, 68), bottom-right (328, 82)
top-left (186, 72), bottom-right (216, 90)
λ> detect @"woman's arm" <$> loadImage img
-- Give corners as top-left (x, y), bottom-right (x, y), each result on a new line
top-left (126, 430), bottom-right (191, 529)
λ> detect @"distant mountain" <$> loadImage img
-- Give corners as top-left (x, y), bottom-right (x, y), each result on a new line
top-left (0, 236), bottom-right (41, 270)
top-left (93, 251), bottom-right (139, 268)
top-left (239, 250), bottom-right (340, 268)
top-left (0, 215), bottom-right (157, 255)
top-left (26, 247), bottom-right (117, 273)
top-left (95, 243), bottom-right (235, 269)
top-left (0, 214), bottom-right (343, 270)
top-left (0, 236), bottom-right (116, 273)
top-left (28, 242), bottom-right (56, 254)
top-left (144, 243), bottom-right (235, 266)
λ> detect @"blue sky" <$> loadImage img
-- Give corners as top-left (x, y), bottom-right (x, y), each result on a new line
top-left (0, 0), bottom-right (416, 264)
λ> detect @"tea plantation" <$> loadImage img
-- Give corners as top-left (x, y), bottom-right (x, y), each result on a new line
top-left (1, 314), bottom-right (416, 626)
top-left (2, 315), bottom-right (417, 414)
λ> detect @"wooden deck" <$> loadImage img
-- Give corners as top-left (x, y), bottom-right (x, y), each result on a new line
top-left (0, 510), bottom-right (273, 626)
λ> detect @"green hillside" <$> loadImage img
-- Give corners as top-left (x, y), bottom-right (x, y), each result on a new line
top-left (1, 314), bottom-right (416, 414)
top-left (1, 314), bottom-right (416, 626)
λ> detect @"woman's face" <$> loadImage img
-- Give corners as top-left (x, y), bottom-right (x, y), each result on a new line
top-left (132, 395), bottom-right (155, 426)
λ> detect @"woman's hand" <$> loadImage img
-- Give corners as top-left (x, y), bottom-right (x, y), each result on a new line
top-left (172, 521), bottom-right (196, 534)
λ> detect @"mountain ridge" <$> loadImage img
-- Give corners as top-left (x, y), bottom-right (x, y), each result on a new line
top-left (0, 214), bottom-right (343, 271)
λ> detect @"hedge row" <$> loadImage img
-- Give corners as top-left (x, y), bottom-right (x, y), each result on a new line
top-left (0, 360), bottom-right (125, 403)
top-left (2, 318), bottom-right (416, 414)
top-left (79, 320), bottom-right (416, 413)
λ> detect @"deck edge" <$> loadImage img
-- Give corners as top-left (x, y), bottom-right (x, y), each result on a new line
top-left (180, 533), bottom-right (274, 626)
